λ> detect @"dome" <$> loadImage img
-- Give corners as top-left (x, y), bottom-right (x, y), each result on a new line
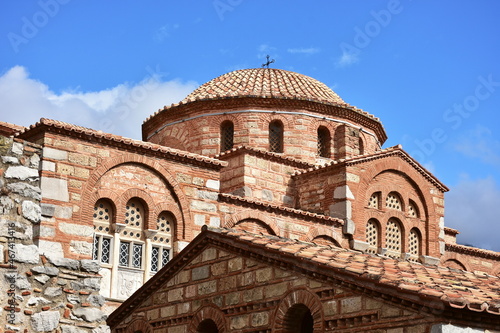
top-left (182, 68), bottom-right (346, 105)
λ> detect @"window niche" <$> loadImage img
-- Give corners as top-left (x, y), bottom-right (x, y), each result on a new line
top-left (269, 120), bottom-right (284, 153)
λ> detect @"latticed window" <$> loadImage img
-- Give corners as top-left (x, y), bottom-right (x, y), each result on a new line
top-left (408, 200), bottom-right (419, 218)
top-left (385, 219), bottom-right (402, 258)
top-left (368, 192), bottom-right (380, 209)
top-left (121, 199), bottom-right (144, 240)
top-left (269, 120), bottom-right (284, 153)
top-left (119, 241), bottom-right (143, 268)
top-left (317, 126), bottom-right (331, 158)
top-left (409, 229), bottom-right (420, 260)
top-left (92, 200), bottom-right (113, 264)
top-left (151, 212), bottom-right (174, 273)
top-left (386, 192), bottom-right (402, 211)
top-left (220, 120), bottom-right (234, 152)
top-left (366, 219), bottom-right (380, 254)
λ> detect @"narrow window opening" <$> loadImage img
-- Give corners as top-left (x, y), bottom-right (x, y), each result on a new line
top-left (317, 126), bottom-right (331, 157)
top-left (197, 319), bottom-right (219, 333)
top-left (283, 304), bottom-right (314, 333)
top-left (220, 120), bottom-right (234, 152)
top-left (269, 120), bottom-right (284, 153)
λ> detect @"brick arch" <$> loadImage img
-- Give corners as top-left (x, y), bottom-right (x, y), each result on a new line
top-left (354, 156), bottom-right (440, 256)
top-left (125, 317), bottom-right (152, 333)
top-left (440, 252), bottom-right (471, 272)
top-left (188, 304), bottom-right (227, 333)
top-left (260, 113), bottom-right (293, 129)
top-left (159, 122), bottom-right (189, 150)
top-left (79, 153), bottom-right (192, 240)
top-left (305, 225), bottom-right (345, 248)
top-left (223, 210), bottom-right (279, 236)
top-left (89, 188), bottom-right (120, 225)
top-left (151, 202), bottom-right (183, 246)
top-left (443, 258), bottom-right (468, 271)
top-left (272, 287), bottom-right (324, 333)
top-left (119, 188), bottom-right (156, 231)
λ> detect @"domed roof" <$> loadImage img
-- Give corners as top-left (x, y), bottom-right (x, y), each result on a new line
top-left (182, 68), bottom-right (346, 105)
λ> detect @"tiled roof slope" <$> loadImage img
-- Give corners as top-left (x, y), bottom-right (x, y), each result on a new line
top-left (0, 121), bottom-right (26, 136)
top-left (213, 228), bottom-right (500, 315)
top-left (16, 118), bottom-right (227, 168)
top-left (108, 227), bottom-right (500, 328)
top-left (293, 145), bottom-right (449, 192)
top-left (182, 68), bottom-right (346, 105)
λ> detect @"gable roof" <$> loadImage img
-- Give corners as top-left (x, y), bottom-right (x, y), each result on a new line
top-left (16, 118), bottom-right (227, 169)
top-left (108, 227), bottom-right (500, 328)
top-left (293, 145), bottom-right (449, 192)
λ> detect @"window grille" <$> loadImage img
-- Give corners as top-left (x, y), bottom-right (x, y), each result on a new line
top-left (409, 229), bottom-right (420, 260)
top-left (366, 220), bottom-right (379, 254)
top-left (122, 199), bottom-right (144, 240)
top-left (150, 247), bottom-right (171, 273)
top-left (132, 243), bottom-right (142, 268)
top-left (386, 193), bottom-right (402, 211)
top-left (317, 126), bottom-right (331, 157)
top-left (220, 121), bottom-right (234, 152)
top-left (386, 219), bottom-right (402, 258)
top-left (154, 212), bottom-right (173, 245)
top-left (269, 120), bottom-right (283, 153)
top-left (368, 192), bottom-right (379, 209)
top-left (408, 200), bottom-right (419, 218)
top-left (162, 248), bottom-right (170, 266)
top-left (119, 242), bottom-right (130, 267)
top-left (93, 201), bottom-right (112, 222)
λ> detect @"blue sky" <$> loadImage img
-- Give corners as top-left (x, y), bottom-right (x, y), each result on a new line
top-left (1, 1), bottom-right (499, 250)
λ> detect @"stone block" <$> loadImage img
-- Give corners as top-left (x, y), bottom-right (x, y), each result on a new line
top-left (251, 312), bottom-right (269, 327)
top-left (230, 315), bottom-right (249, 330)
top-left (55, 206), bottom-right (73, 219)
top-left (31, 311), bottom-right (61, 332)
top-left (209, 216), bottom-right (220, 227)
top-left (5, 272), bottom-right (31, 289)
top-left (197, 190), bottom-right (218, 200)
top-left (190, 200), bottom-right (217, 212)
top-left (194, 214), bottom-right (205, 226)
top-left (192, 265), bottom-right (210, 280)
top-left (41, 177), bottom-right (69, 202)
top-left (61, 325), bottom-right (87, 333)
top-left (22, 200), bottom-right (41, 223)
top-left (70, 241), bottom-right (93, 256)
top-left (341, 296), bottom-right (362, 313)
top-left (73, 308), bottom-right (107, 322)
top-left (256, 267), bottom-right (273, 282)
top-left (39, 240), bottom-right (64, 261)
top-left (350, 240), bottom-right (370, 252)
top-left (44, 286), bottom-right (63, 297)
top-left (2, 156), bottom-right (19, 164)
top-left (7, 182), bottom-right (42, 200)
top-left (5, 165), bottom-right (39, 180)
top-left (12, 142), bottom-right (23, 155)
top-left (13, 243), bottom-right (39, 264)
top-left (41, 160), bottom-right (56, 172)
top-left (59, 222), bottom-right (93, 237)
top-left (41, 203), bottom-right (56, 217)
top-left (0, 196), bottom-right (14, 214)
top-left (81, 260), bottom-right (100, 273)
top-left (43, 147), bottom-right (68, 160)
top-left (333, 185), bottom-right (355, 199)
top-left (198, 281), bottom-right (217, 295)
top-left (32, 266), bottom-right (59, 276)
top-left (206, 179), bottom-right (220, 190)
top-left (228, 257), bottom-right (243, 272)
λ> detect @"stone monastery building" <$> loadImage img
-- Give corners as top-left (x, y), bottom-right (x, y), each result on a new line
top-left (1, 68), bottom-right (500, 332)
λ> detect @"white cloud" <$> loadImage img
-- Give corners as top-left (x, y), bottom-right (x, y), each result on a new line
top-left (287, 47), bottom-right (320, 55)
top-left (445, 175), bottom-right (500, 251)
top-left (335, 50), bottom-right (359, 68)
top-left (257, 44), bottom-right (277, 60)
top-left (454, 125), bottom-right (500, 166)
top-left (0, 66), bottom-right (198, 139)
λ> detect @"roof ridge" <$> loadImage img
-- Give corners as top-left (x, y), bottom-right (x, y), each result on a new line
top-left (17, 118), bottom-right (227, 167)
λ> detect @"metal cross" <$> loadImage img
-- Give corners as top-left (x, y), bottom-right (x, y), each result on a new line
top-left (262, 55), bottom-right (275, 68)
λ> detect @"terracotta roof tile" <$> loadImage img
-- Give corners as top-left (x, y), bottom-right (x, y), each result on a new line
top-left (206, 227), bottom-right (500, 316)
top-left (17, 118), bottom-right (226, 168)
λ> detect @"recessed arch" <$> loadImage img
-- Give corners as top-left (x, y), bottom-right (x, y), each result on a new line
top-left (220, 120), bottom-right (234, 152)
top-left (223, 210), bottom-right (279, 236)
top-left (273, 288), bottom-right (324, 333)
top-left (235, 218), bottom-right (276, 235)
top-left (125, 317), bottom-right (152, 333)
top-left (189, 305), bottom-right (226, 333)
top-left (317, 126), bottom-right (331, 158)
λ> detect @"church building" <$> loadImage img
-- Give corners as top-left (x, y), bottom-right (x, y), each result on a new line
top-left (1, 67), bottom-right (499, 332)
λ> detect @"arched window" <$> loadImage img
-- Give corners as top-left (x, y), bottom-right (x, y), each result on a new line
top-left (220, 120), bottom-right (234, 152)
top-left (408, 228), bottom-right (421, 261)
top-left (366, 219), bottom-right (380, 254)
top-left (119, 199), bottom-right (146, 268)
top-left (358, 137), bottom-right (365, 155)
top-left (92, 199), bottom-right (113, 264)
top-left (386, 218), bottom-right (402, 258)
top-left (151, 212), bottom-right (174, 273)
top-left (386, 192), bottom-right (403, 211)
top-left (408, 200), bottom-right (419, 218)
top-left (317, 126), bottom-right (331, 158)
top-left (283, 304), bottom-right (314, 333)
top-left (197, 319), bottom-right (219, 333)
top-left (269, 120), bottom-right (284, 153)
top-left (368, 192), bottom-right (380, 209)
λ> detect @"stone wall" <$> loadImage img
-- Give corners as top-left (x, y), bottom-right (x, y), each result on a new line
top-left (0, 136), bottom-right (109, 332)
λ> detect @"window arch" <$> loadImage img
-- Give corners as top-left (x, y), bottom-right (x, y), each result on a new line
top-left (385, 218), bottom-right (402, 258)
top-left (366, 219), bottom-right (380, 254)
top-left (220, 120), bottom-right (234, 152)
top-left (150, 212), bottom-right (174, 273)
top-left (119, 198), bottom-right (147, 269)
top-left (283, 304), bottom-right (314, 333)
top-left (368, 192), bottom-right (381, 209)
top-left (408, 200), bottom-right (419, 218)
top-left (408, 228), bottom-right (421, 261)
top-left (385, 192), bottom-right (403, 211)
top-left (92, 199), bottom-right (113, 264)
top-left (197, 319), bottom-right (219, 333)
top-left (358, 137), bottom-right (365, 155)
top-left (269, 120), bottom-right (284, 153)
top-left (317, 126), bottom-right (331, 158)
